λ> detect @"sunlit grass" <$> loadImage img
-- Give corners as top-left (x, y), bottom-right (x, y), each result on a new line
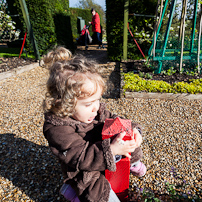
top-left (0, 47), bottom-right (35, 59)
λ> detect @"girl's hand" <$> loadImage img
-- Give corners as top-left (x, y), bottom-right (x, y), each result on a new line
top-left (110, 131), bottom-right (137, 159)
top-left (133, 128), bottom-right (142, 147)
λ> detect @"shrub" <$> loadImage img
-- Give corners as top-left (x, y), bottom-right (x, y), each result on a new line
top-left (0, 8), bottom-right (20, 42)
top-left (123, 72), bottom-right (202, 94)
top-left (106, 0), bottom-right (157, 61)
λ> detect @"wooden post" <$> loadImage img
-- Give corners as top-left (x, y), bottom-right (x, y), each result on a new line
top-left (179, 0), bottom-right (186, 41)
top-left (123, 0), bottom-right (129, 60)
top-left (19, 0), bottom-right (40, 60)
top-left (179, 0), bottom-right (187, 72)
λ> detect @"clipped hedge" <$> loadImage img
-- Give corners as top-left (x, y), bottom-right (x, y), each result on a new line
top-left (70, 8), bottom-right (92, 41)
top-left (106, 0), bottom-right (157, 61)
top-left (106, 0), bottom-right (124, 61)
top-left (123, 72), bottom-right (202, 94)
top-left (6, 0), bottom-right (74, 57)
top-left (70, 8), bottom-right (104, 42)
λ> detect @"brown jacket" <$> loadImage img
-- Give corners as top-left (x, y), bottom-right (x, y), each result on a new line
top-left (43, 103), bottom-right (143, 202)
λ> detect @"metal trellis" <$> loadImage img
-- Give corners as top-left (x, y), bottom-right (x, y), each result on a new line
top-left (148, 0), bottom-right (201, 74)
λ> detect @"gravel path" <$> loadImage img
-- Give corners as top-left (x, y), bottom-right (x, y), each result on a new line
top-left (0, 63), bottom-right (201, 201)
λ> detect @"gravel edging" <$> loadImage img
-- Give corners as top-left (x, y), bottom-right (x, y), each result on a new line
top-left (0, 62), bottom-right (40, 81)
top-left (120, 63), bottom-right (202, 100)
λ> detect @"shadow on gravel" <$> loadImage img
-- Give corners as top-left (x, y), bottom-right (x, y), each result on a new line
top-left (1, 134), bottom-right (201, 202)
top-left (103, 62), bottom-right (121, 99)
top-left (76, 45), bottom-right (121, 99)
top-left (76, 49), bottom-right (110, 64)
top-left (0, 133), bottom-right (66, 202)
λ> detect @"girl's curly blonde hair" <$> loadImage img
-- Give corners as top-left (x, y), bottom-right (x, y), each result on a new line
top-left (43, 46), bottom-right (72, 68)
top-left (43, 47), bottom-right (105, 117)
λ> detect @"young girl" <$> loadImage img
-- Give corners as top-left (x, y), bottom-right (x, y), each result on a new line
top-left (43, 47), bottom-right (146, 202)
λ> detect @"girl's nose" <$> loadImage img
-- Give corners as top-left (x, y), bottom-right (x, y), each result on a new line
top-left (92, 101), bottom-right (99, 112)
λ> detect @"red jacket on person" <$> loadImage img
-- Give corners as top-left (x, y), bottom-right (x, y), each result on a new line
top-left (91, 12), bottom-right (101, 33)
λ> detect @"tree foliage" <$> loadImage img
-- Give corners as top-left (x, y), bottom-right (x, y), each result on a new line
top-left (106, 0), bottom-right (158, 61)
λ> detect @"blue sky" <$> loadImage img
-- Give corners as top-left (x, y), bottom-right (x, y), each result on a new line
top-left (69, 0), bottom-right (106, 10)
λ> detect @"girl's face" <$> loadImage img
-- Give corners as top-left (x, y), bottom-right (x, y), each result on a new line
top-left (72, 80), bottom-right (102, 123)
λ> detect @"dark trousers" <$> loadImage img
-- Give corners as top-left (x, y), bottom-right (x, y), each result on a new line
top-left (92, 32), bottom-right (102, 46)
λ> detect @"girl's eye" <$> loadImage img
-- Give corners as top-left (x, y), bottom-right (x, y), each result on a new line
top-left (85, 98), bottom-right (100, 107)
top-left (85, 103), bottom-right (92, 107)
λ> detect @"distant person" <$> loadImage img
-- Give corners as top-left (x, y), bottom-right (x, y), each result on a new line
top-left (89, 8), bottom-right (105, 49)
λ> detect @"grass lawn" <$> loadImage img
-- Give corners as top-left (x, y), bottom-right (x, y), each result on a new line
top-left (0, 47), bottom-right (35, 59)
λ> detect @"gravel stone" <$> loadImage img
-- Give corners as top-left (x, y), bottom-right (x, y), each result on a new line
top-left (0, 63), bottom-right (201, 201)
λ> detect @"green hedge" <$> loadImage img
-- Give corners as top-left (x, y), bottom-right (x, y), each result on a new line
top-left (70, 8), bottom-right (104, 42)
top-left (6, 0), bottom-right (74, 57)
top-left (106, 0), bottom-right (157, 61)
top-left (106, 0), bottom-right (124, 61)
top-left (70, 8), bottom-right (92, 41)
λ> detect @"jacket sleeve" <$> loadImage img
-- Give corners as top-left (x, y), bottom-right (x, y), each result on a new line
top-left (131, 122), bottom-right (143, 136)
top-left (45, 125), bottom-right (116, 172)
